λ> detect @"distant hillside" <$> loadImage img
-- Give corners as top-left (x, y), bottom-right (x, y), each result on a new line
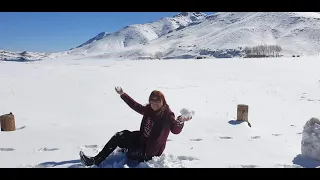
top-left (51, 12), bottom-right (320, 60)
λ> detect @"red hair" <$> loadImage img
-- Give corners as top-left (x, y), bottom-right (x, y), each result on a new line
top-left (148, 90), bottom-right (168, 116)
top-left (149, 90), bottom-right (167, 105)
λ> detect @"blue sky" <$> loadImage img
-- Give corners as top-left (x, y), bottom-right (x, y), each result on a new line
top-left (0, 12), bottom-right (213, 53)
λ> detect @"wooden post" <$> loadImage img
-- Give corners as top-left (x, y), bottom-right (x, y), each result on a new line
top-left (0, 112), bottom-right (16, 131)
top-left (237, 104), bottom-right (251, 127)
top-left (237, 104), bottom-right (248, 121)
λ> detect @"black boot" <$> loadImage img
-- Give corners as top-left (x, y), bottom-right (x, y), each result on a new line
top-left (80, 151), bottom-right (95, 166)
top-left (92, 156), bottom-right (105, 166)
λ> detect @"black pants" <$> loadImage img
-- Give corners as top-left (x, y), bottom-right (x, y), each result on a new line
top-left (93, 130), bottom-right (148, 165)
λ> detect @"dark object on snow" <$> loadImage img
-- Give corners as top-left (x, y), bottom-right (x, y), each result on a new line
top-left (236, 104), bottom-right (251, 127)
top-left (247, 121), bottom-right (252, 127)
top-left (237, 104), bottom-right (248, 122)
top-left (0, 112), bottom-right (16, 131)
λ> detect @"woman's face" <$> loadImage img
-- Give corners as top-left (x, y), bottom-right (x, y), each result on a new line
top-left (150, 97), bottom-right (163, 111)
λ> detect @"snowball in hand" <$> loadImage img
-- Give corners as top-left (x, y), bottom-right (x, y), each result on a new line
top-left (180, 108), bottom-right (195, 119)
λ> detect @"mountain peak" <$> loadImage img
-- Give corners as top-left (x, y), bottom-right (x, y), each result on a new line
top-left (75, 32), bottom-right (111, 49)
top-left (173, 12), bottom-right (207, 21)
top-left (175, 12), bottom-right (206, 17)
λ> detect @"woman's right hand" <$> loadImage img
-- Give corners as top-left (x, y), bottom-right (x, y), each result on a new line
top-left (115, 86), bottom-right (124, 95)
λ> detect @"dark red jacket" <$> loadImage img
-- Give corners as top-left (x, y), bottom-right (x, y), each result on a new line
top-left (120, 93), bottom-right (184, 158)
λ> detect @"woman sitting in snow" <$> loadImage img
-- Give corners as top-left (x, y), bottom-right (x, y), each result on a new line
top-left (80, 86), bottom-right (193, 166)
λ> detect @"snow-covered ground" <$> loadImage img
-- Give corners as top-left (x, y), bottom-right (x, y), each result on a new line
top-left (1, 56), bottom-right (320, 168)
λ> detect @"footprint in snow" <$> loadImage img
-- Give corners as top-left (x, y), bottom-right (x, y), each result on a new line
top-left (189, 138), bottom-right (202, 141)
top-left (272, 134), bottom-right (282, 137)
top-left (82, 145), bottom-right (99, 149)
top-left (219, 136), bottom-right (233, 140)
top-left (0, 148), bottom-right (15, 151)
top-left (250, 136), bottom-right (261, 140)
top-left (36, 147), bottom-right (59, 152)
top-left (177, 155), bottom-right (199, 161)
top-left (101, 65), bottom-right (113, 68)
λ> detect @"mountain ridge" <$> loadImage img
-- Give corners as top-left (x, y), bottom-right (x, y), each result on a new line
top-left (2, 12), bottom-right (320, 61)
top-left (58, 12), bottom-right (320, 60)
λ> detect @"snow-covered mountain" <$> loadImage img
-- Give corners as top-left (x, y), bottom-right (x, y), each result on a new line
top-left (65, 12), bottom-right (206, 56)
top-left (0, 50), bottom-right (51, 62)
top-left (54, 12), bottom-right (320, 60)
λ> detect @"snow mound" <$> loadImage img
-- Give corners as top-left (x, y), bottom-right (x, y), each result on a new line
top-left (91, 148), bottom-right (198, 168)
top-left (301, 117), bottom-right (320, 161)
